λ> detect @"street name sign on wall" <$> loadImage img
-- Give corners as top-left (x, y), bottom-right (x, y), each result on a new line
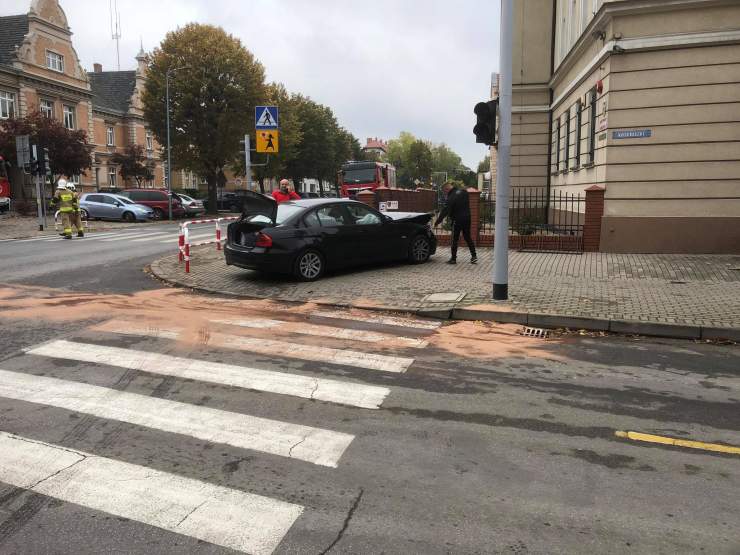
top-left (256, 130), bottom-right (279, 153)
top-left (612, 129), bottom-right (652, 139)
top-left (255, 106), bottom-right (279, 129)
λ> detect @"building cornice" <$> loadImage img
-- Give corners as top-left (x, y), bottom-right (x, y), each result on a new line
top-left (551, 28), bottom-right (740, 111)
top-left (552, 0), bottom-right (738, 90)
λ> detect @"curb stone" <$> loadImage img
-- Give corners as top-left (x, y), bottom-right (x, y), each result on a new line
top-left (148, 255), bottom-right (740, 343)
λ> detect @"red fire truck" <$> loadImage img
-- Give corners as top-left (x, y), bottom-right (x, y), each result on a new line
top-left (339, 161), bottom-right (396, 198)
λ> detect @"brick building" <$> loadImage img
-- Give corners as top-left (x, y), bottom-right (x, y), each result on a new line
top-left (0, 0), bottom-right (163, 195)
top-left (501, 0), bottom-right (740, 253)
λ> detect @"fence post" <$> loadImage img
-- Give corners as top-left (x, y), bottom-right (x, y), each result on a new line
top-left (356, 190), bottom-right (377, 210)
top-left (467, 188), bottom-right (481, 244)
top-left (583, 185), bottom-right (605, 252)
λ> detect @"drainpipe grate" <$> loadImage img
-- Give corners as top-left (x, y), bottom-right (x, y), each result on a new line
top-left (520, 326), bottom-right (549, 339)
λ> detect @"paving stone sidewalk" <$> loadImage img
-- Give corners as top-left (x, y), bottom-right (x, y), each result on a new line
top-left (150, 247), bottom-right (740, 338)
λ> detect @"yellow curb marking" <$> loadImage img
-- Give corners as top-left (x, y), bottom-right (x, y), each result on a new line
top-left (615, 431), bottom-right (740, 456)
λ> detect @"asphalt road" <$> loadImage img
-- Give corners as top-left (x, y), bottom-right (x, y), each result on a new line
top-left (0, 227), bottom-right (738, 554)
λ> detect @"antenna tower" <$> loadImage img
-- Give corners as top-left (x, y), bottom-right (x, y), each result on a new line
top-left (109, 0), bottom-right (122, 70)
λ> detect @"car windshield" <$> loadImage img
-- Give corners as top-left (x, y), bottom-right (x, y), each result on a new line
top-left (179, 195), bottom-right (193, 202)
top-left (245, 203), bottom-right (303, 225)
top-left (114, 196), bottom-right (135, 205)
top-left (343, 168), bottom-right (376, 184)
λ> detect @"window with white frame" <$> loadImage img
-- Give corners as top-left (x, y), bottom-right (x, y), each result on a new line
top-left (146, 130), bottom-right (153, 151)
top-left (46, 51), bottom-right (64, 73)
top-left (63, 105), bottom-right (76, 129)
top-left (71, 175), bottom-right (80, 185)
top-left (108, 166), bottom-right (117, 186)
top-left (106, 126), bottom-right (115, 146)
top-left (40, 99), bottom-right (54, 118)
top-left (0, 91), bottom-right (16, 119)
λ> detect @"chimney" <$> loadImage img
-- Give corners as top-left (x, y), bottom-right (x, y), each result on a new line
top-left (93, 63), bottom-right (102, 73)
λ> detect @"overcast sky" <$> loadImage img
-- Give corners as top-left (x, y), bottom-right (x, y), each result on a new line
top-left (5, 0), bottom-right (500, 168)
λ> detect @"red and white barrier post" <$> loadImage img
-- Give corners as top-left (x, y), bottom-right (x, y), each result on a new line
top-left (178, 224), bottom-right (185, 263)
top-left (178, 216), bottom-right (239, 273)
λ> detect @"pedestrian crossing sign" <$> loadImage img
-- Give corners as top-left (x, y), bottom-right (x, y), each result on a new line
top-left (256, 130), bottom-right (279, 153)
top-left (255, 106), bottom-right (279, 129)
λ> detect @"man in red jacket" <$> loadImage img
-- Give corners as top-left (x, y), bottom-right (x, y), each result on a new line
top-left (272, 179), bottom-right (300, 203)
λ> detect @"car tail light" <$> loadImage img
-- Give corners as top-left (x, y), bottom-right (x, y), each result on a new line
top-left (255, 232), bottom-right (273, 248)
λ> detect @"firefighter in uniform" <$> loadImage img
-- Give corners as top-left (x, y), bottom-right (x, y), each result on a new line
top-left (65, 181), bottom-right (84, 237)
top-left (51, 180), bottom-right (77, 239)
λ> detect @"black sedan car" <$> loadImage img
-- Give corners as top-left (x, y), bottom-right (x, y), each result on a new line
top-left (225, 192), bottom-right (436, 281)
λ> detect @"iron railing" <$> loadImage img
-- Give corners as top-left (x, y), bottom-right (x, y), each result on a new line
top-left (478, 187), bottom-right (585, 237)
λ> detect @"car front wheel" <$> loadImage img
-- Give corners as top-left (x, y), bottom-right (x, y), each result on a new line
top-left (408, 235), bottom-right (432, 264)
top-left (294, 250), bottom-right (324, 281)
top-left (152, 207), bottom-right (164, 220)
top-left (122, 211), bottom-right (135, 222)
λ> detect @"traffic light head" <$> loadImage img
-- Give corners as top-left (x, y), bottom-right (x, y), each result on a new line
top-left (473, 100), bottom-right (498, 146)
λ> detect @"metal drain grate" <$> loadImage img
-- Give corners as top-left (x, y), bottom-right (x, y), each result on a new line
top-left (520, 326), bottom-right (549, 339)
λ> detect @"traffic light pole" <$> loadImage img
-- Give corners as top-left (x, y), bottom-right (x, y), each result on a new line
top-left (35, 172), bottom-right (44, 231)
top-left (493, 0), bottom-right (513, 300)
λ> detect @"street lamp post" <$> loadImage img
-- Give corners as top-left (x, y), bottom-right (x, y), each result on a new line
top-left (165, 66), bottom-right (188, 221)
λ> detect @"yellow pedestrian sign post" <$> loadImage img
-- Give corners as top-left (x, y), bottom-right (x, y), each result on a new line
top-left (256, 130), bottom-right (279, 153)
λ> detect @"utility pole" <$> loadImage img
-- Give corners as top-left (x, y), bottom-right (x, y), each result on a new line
top-left (244, 134), bottom-right (251, 191)
top-left (493, 0), bottom-right (513, 300)
top-left (165, 66), bottom-right (188, 220)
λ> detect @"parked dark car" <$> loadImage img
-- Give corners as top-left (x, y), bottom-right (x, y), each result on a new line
top-left (203, 191), bottom-right (255, 212)
top-left (297, 191), bottom-right (319, 199)
top-left (225, 192), bottom-right (436, 281)
top-left (120, 189), bottom-right (185, 219)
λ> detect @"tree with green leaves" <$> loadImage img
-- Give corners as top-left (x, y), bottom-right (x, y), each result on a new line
top-left (431, 143), bottom-right (462, 178)
top-left (406, 140), bottom-right (433, 187)
top-left (111, 144), bottom-right (154, 186)
top-left (477, 154), bottom-right (491, 174)
top-left (0, 111), bottom-right (92, 189)
top-left (142, 23), bottom-right (266, 214)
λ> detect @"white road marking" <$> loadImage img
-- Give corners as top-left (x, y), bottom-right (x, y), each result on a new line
top-left (128, 232), bottom-right (177, 243)
top-left (0, 431), bottom-right (302, 555)
top-left (0, 368), bottom-right (353, 467)
top-left (98, 232), bottom-right (163, 242)
top-left (94, 322), bottom-right (415, 373)
top-left (213, 318), bottom-right (429, 348)
top-left (311, 309), bottom-right (441, 330)
top-left (28, 340), bottom-right (390, 410)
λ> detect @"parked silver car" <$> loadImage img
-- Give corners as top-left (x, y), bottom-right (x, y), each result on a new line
top-left (79, 193), bottom-right (154, 222)
top-left (175, 193), bottom-right (205, 217)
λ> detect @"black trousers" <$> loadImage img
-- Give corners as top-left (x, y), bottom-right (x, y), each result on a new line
top-left (451, 220), bottom-right (476, 259)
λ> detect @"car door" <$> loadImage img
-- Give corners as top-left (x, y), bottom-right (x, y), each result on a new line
top-left (343, 203), bottom-right (388, 263)
top-left (82, 194), bottom-right (107, 219)
top-left (101, 194), bottom-right (124, 219)
top-left (314, 205), bottom-right (355, 268)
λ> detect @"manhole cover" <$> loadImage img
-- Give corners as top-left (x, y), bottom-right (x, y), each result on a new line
top-left (519, 326), bottom-right (549, 339)
top-left (422, 292), bottom-right (466, 303)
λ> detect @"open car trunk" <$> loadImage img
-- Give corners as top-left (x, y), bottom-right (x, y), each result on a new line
top-left (228, 191), bottom-right (278, 247)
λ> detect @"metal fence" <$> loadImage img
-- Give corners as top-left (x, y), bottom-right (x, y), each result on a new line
top-left (478, 187), bottom-right (585, 237)
top-left (433, 187), bottom-right (586, 252)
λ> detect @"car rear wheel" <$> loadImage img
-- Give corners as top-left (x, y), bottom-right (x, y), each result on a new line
top-left (152, 207), bottom-right (164, 220)
top-left (294, 250), bottom-right (324, 281)
top-left (122, 211), bottom-right (135, 223)
top-left (408, 235), bottom-right (432, 264)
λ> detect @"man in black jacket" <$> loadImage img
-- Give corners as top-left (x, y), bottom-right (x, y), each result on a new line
top-left (434, 182), bottom-right (477, 264)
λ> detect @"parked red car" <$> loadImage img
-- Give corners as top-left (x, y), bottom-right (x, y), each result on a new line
top-left (121, 189), bottom-right (185, 219)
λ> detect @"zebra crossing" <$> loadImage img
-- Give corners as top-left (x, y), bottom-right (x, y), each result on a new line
top-left (0, 308), bottom-right (438, 553)
top-left (7, 227), bottom-right (213, 245)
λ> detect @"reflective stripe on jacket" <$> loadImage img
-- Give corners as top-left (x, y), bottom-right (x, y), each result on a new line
top-left (54, 191), bottom-right (78, 213)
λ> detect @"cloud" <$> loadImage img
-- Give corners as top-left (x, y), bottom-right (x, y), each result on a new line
top-left (3, 0), bottom-right (500, 168)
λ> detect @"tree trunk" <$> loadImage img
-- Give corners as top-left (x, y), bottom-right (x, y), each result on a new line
top-left (206, 172), bottom-right (218, 215)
